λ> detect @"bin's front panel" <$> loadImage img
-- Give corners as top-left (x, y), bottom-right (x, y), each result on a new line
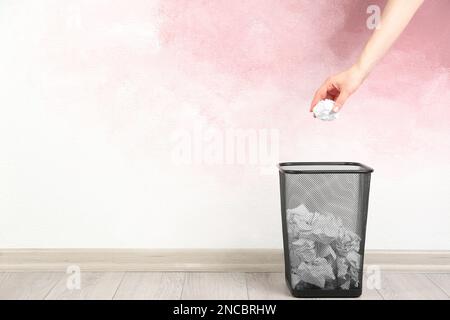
top-left (282, 173), bottom-right (369, 293)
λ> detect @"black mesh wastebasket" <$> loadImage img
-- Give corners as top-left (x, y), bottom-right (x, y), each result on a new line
top-left (278, 162), bottom-right (373, 298)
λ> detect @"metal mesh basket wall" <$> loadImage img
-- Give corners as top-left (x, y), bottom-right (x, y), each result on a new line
top-left (278, 162), bottom-right (373, 298)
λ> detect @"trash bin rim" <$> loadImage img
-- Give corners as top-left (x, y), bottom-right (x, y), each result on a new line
top-left (278, 162), bottom-right (374, 174)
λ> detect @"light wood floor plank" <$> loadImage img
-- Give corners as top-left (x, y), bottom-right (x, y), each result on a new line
top-left (378, 273), bottom-right (448, 300)
top-left (426, 274), bottom-right (450, 297)
top-left (246, 273), bottom-right (298, 300)
top-left (0, 271), bottom-right (448, 300)
top-left (114, 272), bottom-right (184, 300)
top-left (182, 273), bottom-right (248, 300)
top-left (0, 272), bottom-right (63, 300)
top-left (45, 272), bottom-right (124, 300)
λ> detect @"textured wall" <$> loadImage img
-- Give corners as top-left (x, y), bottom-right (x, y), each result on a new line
top-left (0, 0), bottom-right (449, 249)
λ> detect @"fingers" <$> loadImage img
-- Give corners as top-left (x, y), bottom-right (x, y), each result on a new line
top-left (310, 84), bottom-right (328, 112)
top-left (333, 90), bottom-right (350, 112)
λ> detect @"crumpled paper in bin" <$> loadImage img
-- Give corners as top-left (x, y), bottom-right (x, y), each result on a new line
top-left (287, 204), bottom-right (363, 290)
top-left (292, 238), bottom-right (316, 262)
top-left (335, 228), bottom-right (361, 256)
top-left (316, 243), bottom-right (336, 260)
top-left (297, 258), bottom-right (335, 288)
top-left (336, 257), bottom-right (349, 278)
top-left (287, 204), bottom-right (343, 244)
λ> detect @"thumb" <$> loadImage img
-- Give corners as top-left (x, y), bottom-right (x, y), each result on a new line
top-left (333, 90), bottom-right (350, 112)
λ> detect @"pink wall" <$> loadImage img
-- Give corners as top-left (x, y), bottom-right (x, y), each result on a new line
top-left (0, 1), bottom-right (449, 249)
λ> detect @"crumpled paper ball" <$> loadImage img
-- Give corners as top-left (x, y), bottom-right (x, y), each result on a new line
top-left (312, 99), bottom-right (338, 121)
top-left (287, 204), bottom-right (343, 244)
top-left (292, 238), bottom-right (316, 262)
top-left (296, 258), bottom-right (336, 288)
top-left (335, 228), bottom-right (361, 256)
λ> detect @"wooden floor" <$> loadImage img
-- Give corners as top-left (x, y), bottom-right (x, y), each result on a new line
top-left (0, 272), bottom-right (448, 300)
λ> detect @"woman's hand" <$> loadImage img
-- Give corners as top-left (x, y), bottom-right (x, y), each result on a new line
top-left (310, 0), bottom-right (424, 114)
top-left (310, 66), bottom-right (366, 113)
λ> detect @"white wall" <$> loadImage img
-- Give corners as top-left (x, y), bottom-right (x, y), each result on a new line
top-left (1, 108), bottom-right (449, 250)
top-left (1, 1), bottom-right (449, 250)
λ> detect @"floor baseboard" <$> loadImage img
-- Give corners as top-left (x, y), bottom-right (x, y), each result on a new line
top-left (0, 249), bottom-right (449, 273)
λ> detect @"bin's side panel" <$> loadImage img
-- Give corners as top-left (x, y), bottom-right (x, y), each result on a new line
top-left (279, 171), bottom-right (294, 294)
top-left (357, 172), bottom-right (372, 289)
top-left (283, 172), bottom-right (367, 297)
